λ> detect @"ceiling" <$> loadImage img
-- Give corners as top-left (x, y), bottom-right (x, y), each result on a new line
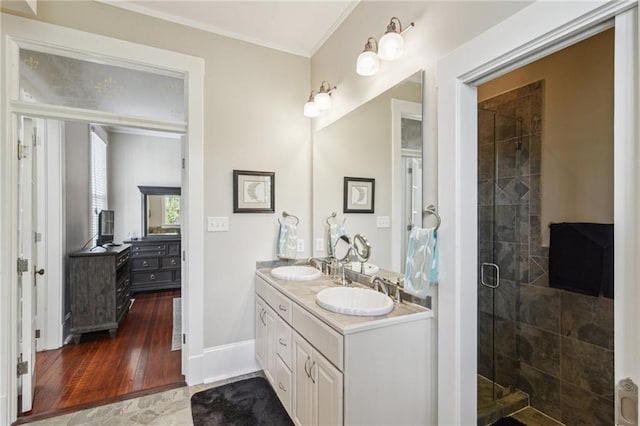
top-left (98, 0), bottom-right (359, 57)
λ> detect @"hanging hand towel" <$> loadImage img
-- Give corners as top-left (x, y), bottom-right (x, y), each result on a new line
top-left (404, 226), bottom-right (438, 298)
top-left (277, 222), bottom-right (298, 259)
top-left (326, 222), bottom-right (346, 257)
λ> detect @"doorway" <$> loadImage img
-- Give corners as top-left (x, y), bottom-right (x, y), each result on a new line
top-left (2, 14), bottom-right (206, 424)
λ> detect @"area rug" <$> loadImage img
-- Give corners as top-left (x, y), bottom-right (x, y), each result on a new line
top-left (171, 297), bottom-right (181, 351)
top-left (191, 377), bottom-right (293, 426)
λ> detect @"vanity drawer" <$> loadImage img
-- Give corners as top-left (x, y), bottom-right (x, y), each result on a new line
top-left (276, 357), bottom-right (292, 416)
top-left (255, 276), bottom-right (278, 309)
top-left (277, 317), bottom-right (293, 369)
top-left (292, 304), bottom-right (344, 372)
top-left (132, 270), bottom-right (172, 284)
top-left (274, 292), bottom-right (292, 324)
top-left (131, 258), bottom-right (159, 271)
top-left (161, 257), bottom-right (180, 269)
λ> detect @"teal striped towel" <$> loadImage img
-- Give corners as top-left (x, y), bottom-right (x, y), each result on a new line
top-left (404, 226), bottom-right (438, 298)
top-left (277, 222), bottom-right (298, 259)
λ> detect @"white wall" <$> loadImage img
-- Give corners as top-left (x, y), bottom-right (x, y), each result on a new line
top-left (478, 28), bottom-right (614, 244)
top-left (108, 131), bottom-right (182, 243)
top-left (13, 0), bottom-right (311, 351)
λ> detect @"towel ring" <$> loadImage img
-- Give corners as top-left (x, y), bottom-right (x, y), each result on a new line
top-left (279, 211), bottom-right (299, 226)
top-left (325, 212), bottom-right (346, 227)
top-left (422, 205), bottom-right (441, 231)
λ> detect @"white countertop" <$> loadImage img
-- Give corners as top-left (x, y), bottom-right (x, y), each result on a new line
top-left (256, 268), bottom-right (433, 335)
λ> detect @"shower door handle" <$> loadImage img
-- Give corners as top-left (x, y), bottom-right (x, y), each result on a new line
top-left (481, 262), bottom-right (500, 289)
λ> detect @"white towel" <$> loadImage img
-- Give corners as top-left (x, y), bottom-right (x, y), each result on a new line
top-left (404, 226), bottom-right (438, 298)
top-left (326, 222), bottom-right (346, 256)
top-left (277, 222), bottom-right (298, 259)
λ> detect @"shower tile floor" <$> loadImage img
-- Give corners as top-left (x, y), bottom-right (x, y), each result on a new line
top-left (478, 376), bottom-right (564, 426)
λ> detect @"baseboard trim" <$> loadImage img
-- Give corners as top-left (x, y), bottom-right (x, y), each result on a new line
top-left (202, 339), bottom-right (260, 384)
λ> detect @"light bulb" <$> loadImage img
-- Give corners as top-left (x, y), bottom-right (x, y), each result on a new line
top-left (303, 100), bottom-right (320, 118)
top-left (378, 31), bottom-right (404, 61)
top-left (356, 50), bottom-right (380, 76)
top-left (314, 92), bottom-right (331, 110)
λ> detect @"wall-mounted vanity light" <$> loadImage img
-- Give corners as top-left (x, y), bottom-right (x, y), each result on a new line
top-left (303, 81), bottom-right (337, 118)
top-left (356, 17), bottom-right (414, 77)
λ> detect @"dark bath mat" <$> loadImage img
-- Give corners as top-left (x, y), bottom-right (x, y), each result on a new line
top-left (191, 377), bottom-right (293, 426)
top-left (492, 417), bottom-right (527, 426)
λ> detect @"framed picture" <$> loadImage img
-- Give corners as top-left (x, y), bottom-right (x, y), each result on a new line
top-left (233, 170), bottom-right (275, 213)
top-left (343, 177), bottom-right (375, 213)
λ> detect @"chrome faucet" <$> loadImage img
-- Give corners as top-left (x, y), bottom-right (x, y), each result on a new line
top-left (308, 257), bottom-right (326, 274)
top-left (371, 276), bottom-right (389, 296)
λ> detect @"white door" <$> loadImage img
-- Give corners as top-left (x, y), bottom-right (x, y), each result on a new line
top-left (17, 116), bottom-right (39, 413)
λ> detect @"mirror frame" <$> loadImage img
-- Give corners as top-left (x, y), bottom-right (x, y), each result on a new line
top-left (138, 185), bottom-right (181, 238)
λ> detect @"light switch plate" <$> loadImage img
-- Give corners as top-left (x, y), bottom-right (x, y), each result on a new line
top-left (297, 239), bottom-right (305, 253)
top-left (376, 216), bottom-right (391, 228)
top-left (207, 216), bottom-right (229, 232)
top-left (315, 238), bottom-right (324, 252)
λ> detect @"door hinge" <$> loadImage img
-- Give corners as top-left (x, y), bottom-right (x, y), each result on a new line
top-left (17, 258), bottom-right (29, 274)
top-left (35, 329), bottom-right (41, 339)
top-left (32, 127), bottom-right (40, 146)
top-left (183, 333), bottom-right (186, 344)
top-left (17, 355), bottom-right (28, 377)
top-left (17, 143), bottom-right (29, 160)
top-left (182, 250), bottom-right (186, 262)
top-left (35, 232), bottom-right (42, 243)
top-left (182, 158), bottom-right (186, 169)
top-left (408, 167), bottom-right (413, 174)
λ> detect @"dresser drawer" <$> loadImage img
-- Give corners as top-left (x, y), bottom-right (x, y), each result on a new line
top-left (277, 317), bottom-right (293, 369)
top-left (161, 257), bottom-right (180, 269)
top-left (131, 249), bottom-right (165, 258)
top-left (132, 270), bottom-right (172, 284)
top-left (167, 243), bottom-right (181, 255)
top-left (132, 243), bottom-right (167, 252)
top-left (131, 258), bottom-right (159, 271)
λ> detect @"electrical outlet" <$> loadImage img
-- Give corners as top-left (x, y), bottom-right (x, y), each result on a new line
top-left (315, 238), bottom-right (324, 252)
top-left (207, 216), bottom-right (229, 232)
top-left (297, 239), bottom-right (305, 253)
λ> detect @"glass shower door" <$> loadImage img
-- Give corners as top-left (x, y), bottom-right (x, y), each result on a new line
top-left (477, 108), bottom-right (523, 413)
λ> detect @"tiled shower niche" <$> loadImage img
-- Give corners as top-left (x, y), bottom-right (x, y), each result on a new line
top-left (477, 81), bottom-right (614, 425)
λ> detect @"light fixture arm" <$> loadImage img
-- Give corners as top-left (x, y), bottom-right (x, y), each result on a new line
top-left (318, 81), bottom-right (336, 95)
top-left (363, 37), bottom-right (378, 53)
top-left (386, 17), bottom-right (414, 35)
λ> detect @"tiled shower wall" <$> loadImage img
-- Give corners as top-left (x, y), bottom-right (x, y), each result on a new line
top-left (477, 81), bottom-right (614, 425)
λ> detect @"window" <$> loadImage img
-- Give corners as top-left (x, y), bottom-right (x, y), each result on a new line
top-left (90, 128), bottom-right (108, 244)
top-left (162, 194), bottom-right (180, 226)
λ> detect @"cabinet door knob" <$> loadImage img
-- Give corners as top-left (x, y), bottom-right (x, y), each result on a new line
top-left (310, 361), bottom-right (316, 384)
top-left (278, 382), bottom-right (287, 392)
top-left (171, 259), bottom-right (177, 266)
top-left (150, 274), bottom-right (156, 281)
top-left (304, 356), bottom-right (311, 378)
top-left (278, 304), bottom-right (287, 312)
top-left (278, 338), bottom-right (287, 347)
top-left (142, 261), bottom-right (149, 267)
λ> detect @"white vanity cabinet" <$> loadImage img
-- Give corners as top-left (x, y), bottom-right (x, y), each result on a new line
top-left (255, 271), bottom-right (434, 425)
top-left (255, 296), bottom-right (277, 385)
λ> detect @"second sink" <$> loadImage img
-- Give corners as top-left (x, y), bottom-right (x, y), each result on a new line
top-left (316, 286), bottom-right (393, 316)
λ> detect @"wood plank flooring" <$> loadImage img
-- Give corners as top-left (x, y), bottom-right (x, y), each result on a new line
top-left (21, 290), bottom-right (184, 419)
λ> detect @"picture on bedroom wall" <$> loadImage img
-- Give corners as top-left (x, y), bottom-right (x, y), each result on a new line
top-left (343, 177), bottom-right (375, 213)
top-left (233, 170), bottom-right (275, 213)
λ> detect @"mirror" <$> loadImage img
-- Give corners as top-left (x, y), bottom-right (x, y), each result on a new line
top-left (138, 186), bottom-right (181, 237)
top-left (313, 71), bottom-right (423, 274)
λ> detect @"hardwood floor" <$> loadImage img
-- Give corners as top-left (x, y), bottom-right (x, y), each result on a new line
top-left (21, 290), bottom-right (184, 419)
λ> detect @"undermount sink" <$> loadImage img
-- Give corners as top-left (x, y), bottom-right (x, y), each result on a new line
top-left (346, 262), bottom-right (380, 275)
top-left (316, 287), bottom-right (394, 316)
top-left (270, 265), bottom-right (322, 281)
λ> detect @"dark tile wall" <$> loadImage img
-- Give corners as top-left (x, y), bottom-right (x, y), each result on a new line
top-left (477, 81), bottom-right (614, 425)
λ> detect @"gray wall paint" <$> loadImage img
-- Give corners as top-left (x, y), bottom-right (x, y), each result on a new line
top-left (108, 132), bottom-right (182, 243)
top-left (64, 121), bottom-right (91, 254)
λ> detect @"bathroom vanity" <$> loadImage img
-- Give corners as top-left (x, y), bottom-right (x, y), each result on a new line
top-left (255, 268), bottom-right (434, 425)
